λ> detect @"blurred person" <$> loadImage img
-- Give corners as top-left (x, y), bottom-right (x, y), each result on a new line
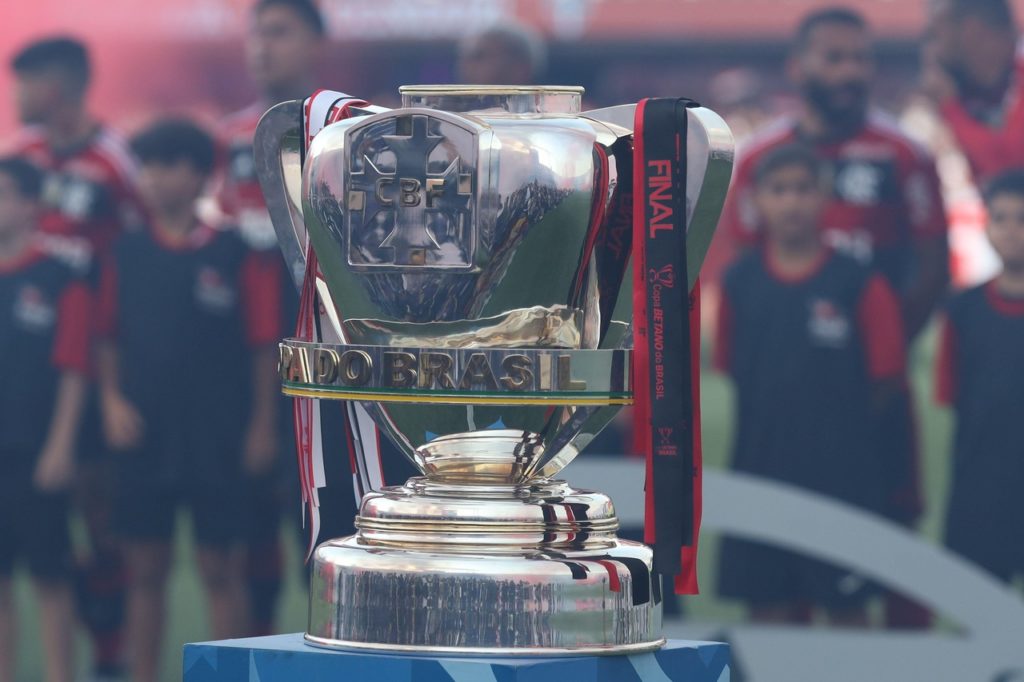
top-left (97, 119), bottom-right (280, 682)
top-left (218, 0), bottom-right (324, 251)
top-left (216, 0), bottom-right (324, 636)
top-left (715, 144), bottom-right (906, 625)
top-left (924, 0), bottom-right (1024, 186)
top-left (457, 22), bottom-right (546, 86)
top-left (8, 35), bottom-right (142, 680)
top-left (719, 7), bottom-right (948, 628)
top-left (0, 157), bottom-right (92, 682)
top-left (9, 36), bottom-right (141, 257)
top-left (936, 169), bottom-right (1024, 583)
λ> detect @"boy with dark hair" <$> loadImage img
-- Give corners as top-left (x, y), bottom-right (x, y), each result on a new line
top-left (925, 0), bottom-right (1024, 185)
top-left (0, 156), bottom-right (92, 682)
top-left (715, 143), bottom-right (907, 625)
top-left (9, 35), bottom-right (142, 677)
top-left (937, 169), bottom-right (1024, 581)
top-left (97, 119), bottom-right (281, 682)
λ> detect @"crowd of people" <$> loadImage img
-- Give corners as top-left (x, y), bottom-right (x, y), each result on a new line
top-left (0, 0), bottom-right (1022, 681)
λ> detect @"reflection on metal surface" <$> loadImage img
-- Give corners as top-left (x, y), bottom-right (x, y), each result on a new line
top-left (254, 85), bottom-right (734, 655)
top-left (306, 478), bottom-right (663, 654)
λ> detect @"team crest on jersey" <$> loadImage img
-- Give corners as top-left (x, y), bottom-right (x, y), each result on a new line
top-left (834, 155), bottom-right (901, 207)
top-left (42, 172), bottom-right (100, 221)
top-left (807, 297), bottom-right (850, 347)
top-left (835, 161), bottom-right (883, 206)
top-left (13, 285), bottom-right (56, 333)
top-left (194, 266), bottom-right (236, 313)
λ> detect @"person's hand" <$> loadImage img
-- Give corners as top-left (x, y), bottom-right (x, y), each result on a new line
top-left (921, 42), bottom-right (958, 105)
top-left (33, 442), bottom-right (75, 492)
top-left (102, 390), bottom-right (144, 450)
top-left (243, 419), bottom-right (277, 475)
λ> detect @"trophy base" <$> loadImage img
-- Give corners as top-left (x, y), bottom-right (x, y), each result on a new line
top-left (306, 477), bottom-right (664, 655)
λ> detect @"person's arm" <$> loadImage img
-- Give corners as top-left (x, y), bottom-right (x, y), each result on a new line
top-left (934, 313), bottom-right (957, 407)
top-left (719, 153), bottom-right (760, 254)
top-left (94, 259), bottom-right (144, 450)
top-left (903, 234), bottom-right (950, 339)
top-left (939, 99), bottom-right (1010, 182)
top-left (857, 274), bottom-right (907, 411)
top-left (34, 373), bottom-right (87, 491)
top-left (34, 281), bottom-right (92, 491)
top-left (712, 286), bottom-right (734, 375)
top-left (921, 42), bottom-right (1009, 183)
top-left (900, 153), bottom-right (950, 339)
top-left (241, 252), bottom-right (283, 474)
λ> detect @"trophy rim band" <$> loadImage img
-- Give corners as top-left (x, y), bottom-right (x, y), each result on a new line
top-left (279, 340), bottom-right (633, 406)
top-left (399, 84), bottom-right (586, 96)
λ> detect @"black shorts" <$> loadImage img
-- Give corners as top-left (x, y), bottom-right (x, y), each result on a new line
top-left (717, 537), bottom-right (875, 612)
top-left (76, 388), bottom-right (107, 463)
top-left (0, 474), bottom-right (73, 582)
top-left (241, 469), bottom-right (285, 545)
top-left (112, 446), bottom-right (244, 548)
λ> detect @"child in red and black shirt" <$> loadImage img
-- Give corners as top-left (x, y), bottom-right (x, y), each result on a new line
top-left (936, 169), bottom-right (1024, 582)
top-left (96, 120), bottom-right (280, 682)
top-left (0, 157), bottom-right (92, 682)
top-left (715, 144), bottom-right (907, 625)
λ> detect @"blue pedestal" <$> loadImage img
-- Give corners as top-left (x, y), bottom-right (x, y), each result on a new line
top-left (183, 634), bottom-right (730, 682)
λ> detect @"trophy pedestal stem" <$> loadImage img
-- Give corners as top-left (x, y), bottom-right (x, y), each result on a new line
top-left (306, 476), bottom-right (664, 655)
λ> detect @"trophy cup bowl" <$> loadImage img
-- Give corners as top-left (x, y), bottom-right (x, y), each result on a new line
top-left (255, 85), bottom-right (733, 655)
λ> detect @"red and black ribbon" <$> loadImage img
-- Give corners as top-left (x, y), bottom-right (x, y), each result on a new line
top-left (632, 98), bottom-right (703, 593)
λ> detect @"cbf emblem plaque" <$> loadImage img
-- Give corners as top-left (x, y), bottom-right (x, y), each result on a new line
top-left (345, 110), bottom-right (481, 270)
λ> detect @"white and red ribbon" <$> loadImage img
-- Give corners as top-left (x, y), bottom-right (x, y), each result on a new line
top-left (293, 90), bottom-right (387, 557)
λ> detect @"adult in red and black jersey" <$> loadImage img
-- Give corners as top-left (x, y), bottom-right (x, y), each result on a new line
top-left (715, 144), bottom-right (907, 625)
top-left (0, 157), bottom-right (92, 682)
top-left (719, 8), bottom-right (946, 627)
top-left (97, 120), bottom-right (280, 682)
top-left (925, 0), bottom-right (1024, 187)
top-left (936, 170), bottom-right (1024, 581)
top-left (722, 10), bottom-right (948, 338)
top-left (216, 0), bottom-right (333, 637)
top-left (8, 37), bottom-right (141, 262)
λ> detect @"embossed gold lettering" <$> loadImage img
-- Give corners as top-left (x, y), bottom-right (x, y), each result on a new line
top-left (418, 352), bottom-right (455, 389)
top-left (338, 350), bottom-right (373, 386)
top-left (399, 178), bottom-right (421, 206)
top-left (557, 354), bottom-right (586, 391)
top-left (383, 351), bottom-right (418, 388)
top-left (500, 355), bottom-right (534, 391)
top-left (375, 177), bottom-right (394, 206)
top-left (458, 352), bottom-right (498, 391)
top-left (538, 353), bottom-right (552, 391)
top-left (425, 177), bottom-right (445, 208)
top-left (312, 348), bottom-right (340, 383)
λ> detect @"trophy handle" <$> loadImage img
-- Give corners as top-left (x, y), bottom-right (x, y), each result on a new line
top-left (582, 104), bottom-right (734, 292)
top-left (255, 99), bottom-right (394, 290)
top-left (254, 100), bottom-right (308, 290)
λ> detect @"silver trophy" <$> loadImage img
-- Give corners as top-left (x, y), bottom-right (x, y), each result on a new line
top-left (255, 86), bottom-right (732, 655)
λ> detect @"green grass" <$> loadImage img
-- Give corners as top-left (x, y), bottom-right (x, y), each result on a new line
top-left (9, 326), bottom-right (953, 681)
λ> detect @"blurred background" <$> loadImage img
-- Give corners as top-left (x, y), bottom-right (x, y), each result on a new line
top-left (2, 1), bottom-right (1023, 681)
